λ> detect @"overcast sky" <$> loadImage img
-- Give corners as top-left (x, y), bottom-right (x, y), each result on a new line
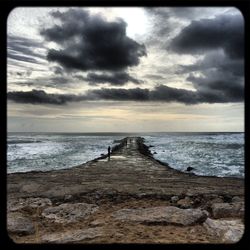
top-left (7, 7), bottom-right (244, 132)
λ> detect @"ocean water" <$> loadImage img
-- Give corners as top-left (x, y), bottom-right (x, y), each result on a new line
top-left (7, 132), bottom-right (244, 178)
top-left (144, 132), bottom-right (244, 178)
top-left (7, 133), bottom-right (125, 173)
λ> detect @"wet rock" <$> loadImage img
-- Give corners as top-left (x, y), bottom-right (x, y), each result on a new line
top-left (211, 202), bottom-right (244, 219)
top-left (41, 227), bottom-right (103, 243)
top-left (7, 212), bottom-right (35, 235)
top-left (186, 167), bottom-right (194, 172)
top-left (171, 196), bottom-right (179, 203)
top-left (8, 197), bottom-right (52, 212)
top-left (112, 206), bottom-right (208, 226)
top-left (177, 196), bottom-right (193, 208)
top-left (203, 218), bottom-right (244, 243)
top-left (42, 203), bottom-right (99, 224)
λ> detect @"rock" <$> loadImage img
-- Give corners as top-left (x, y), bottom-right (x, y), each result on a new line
top-left (7, 212), bottom-right (35, 235)
top-left (90, 219), bottom-right (105, 227)
top-left (232, 196), bottom-right (244, 203)
top-left (209, 197), bottom-right (224, 204)
top-left (211, 202), bottom-right (244, 219)
top-left (8, 197), bottom-right (52, 212)
top-left (64, 194), bottom-right (73, 201)
top-left (21, 183), bottom-right (41, 193)
top-left (171, 196), bottom-right (179, 203)
top-left (186, 167), bottom-right (194, 172)
top-left (42, 203), bottom-right (99, 224)
top-left (203, 218), bottom-right (244, 243)
top-left (177, 196), bottom-right (193, 208)
top-left (41, 227), bottom-right (103, 243)
top-left (112, 206), bottom-right (208, 226)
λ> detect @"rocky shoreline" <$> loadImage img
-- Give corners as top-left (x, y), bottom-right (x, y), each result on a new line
top-left (7, 137), bottom-right (244, 243)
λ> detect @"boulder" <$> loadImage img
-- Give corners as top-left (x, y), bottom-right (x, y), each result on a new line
top-left (112, 206), bottom-right (208, 226)
top-left (211, 202), bottom-right (244, 219)
top-left (64, 195), bottom-right (73, 201)
top-left (41, 227), bottom-right (103, 243)
top-left (171, 196), bottom-right (179, 203)
top-left (21, 183), bottom-right (41, 193)
top-left (209, 197), bottom-right (224, 205)
top-left (7, 212), bottom-right (35, 235)
top-left (203, 218), bottom-right (244, 243)
top-left (8, 197), bottom-right (52, 212)
top-left (177, 196), bottom-right (193, 208)
top-left (42, 202), bottom-right (99, 224)
top-left (232, 196), bottom-right (244, 203)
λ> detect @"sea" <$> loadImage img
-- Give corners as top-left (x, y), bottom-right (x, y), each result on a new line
top-left (7, 132), bottom-right (244, 178)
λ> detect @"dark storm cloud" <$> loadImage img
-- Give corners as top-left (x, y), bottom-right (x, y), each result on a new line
top-left (187, 72), bottom-right (244, 103)
top-left (7, 89), bottom-right (88, 105)
top-left (169, 13), bottom-right (244, 104)
top-left (145, 7), bottom-right (215, 21)
top-left (177, 51), bottom-right (244, 77)
top-left (90, 85), bottom-right (200, 104)
top-left (8, 80), bottom-right (243, 105)
top-left (90, 87), bottom-right (149, 101)
top-left (41, 9), bottom-right (146, 72)
top-left (7, 35), bottom-right (46, 64)
top-left (86, 72), bottom-right (143, 86)
top-left (174, 47), bottom-right (244, 105)
top-left (169, 13), bottom-right (244, 59)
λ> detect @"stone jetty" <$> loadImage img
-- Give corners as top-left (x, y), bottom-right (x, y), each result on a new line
top-left (7, 137), bottom-right (244, 243)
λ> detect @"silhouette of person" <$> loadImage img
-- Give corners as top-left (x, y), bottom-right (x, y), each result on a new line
top-left (108, 146), bottom-right (111, 160)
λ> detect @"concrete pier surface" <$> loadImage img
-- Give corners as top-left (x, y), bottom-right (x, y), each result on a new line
top-left (7, 137), bottom-right (245, 243)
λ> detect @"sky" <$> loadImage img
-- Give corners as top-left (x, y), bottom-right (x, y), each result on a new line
top-left (7, 7), bottom-right (244, 132)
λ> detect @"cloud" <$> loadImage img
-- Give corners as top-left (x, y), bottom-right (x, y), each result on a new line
top-left (169, 13), bottom-right (244, 104)
top-left (8, 81), bottom-right (243, 105)
top-left (177, 51), bottom-right (244, 77)
top-left (7, 35), bottom-right (46, 64)
top-left (169, 13), bottom-right (244, 59)
top-left (86, 72), bottom-right (143, 86)
top-left (41, 9), bottom-right (146, 72)
top-left (51, 66), bottom-right (64, 75)
top-left (8, 89), bottom-right (87, 105)
top-left (187, 72), bottom-right (244, 103)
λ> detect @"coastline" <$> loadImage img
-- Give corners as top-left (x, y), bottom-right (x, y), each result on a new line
top-left (7, 137), bottom-right (244, 243)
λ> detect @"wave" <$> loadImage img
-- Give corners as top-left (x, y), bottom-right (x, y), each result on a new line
top-left (8, 140), bottom-right (42, 144)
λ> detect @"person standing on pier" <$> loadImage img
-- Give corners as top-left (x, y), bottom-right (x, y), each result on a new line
top-left (108, 146), bottom-right (111, 160)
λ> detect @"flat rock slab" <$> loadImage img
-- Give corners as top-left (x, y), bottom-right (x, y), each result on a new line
top-left (8, 212), bottom-right (35, 235)
top-left (212, 202), bottom-right (244, 219)
top-left (8, 197), bottom-right (52, 212)
top-left (203, 218), bottom-right (244, 243)
top-left (42, 203), bottom-right (98, 224)
top-left (112, 206), bottom-right (208, 226)
top-left (41, 227), bottom-right (103, 243)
